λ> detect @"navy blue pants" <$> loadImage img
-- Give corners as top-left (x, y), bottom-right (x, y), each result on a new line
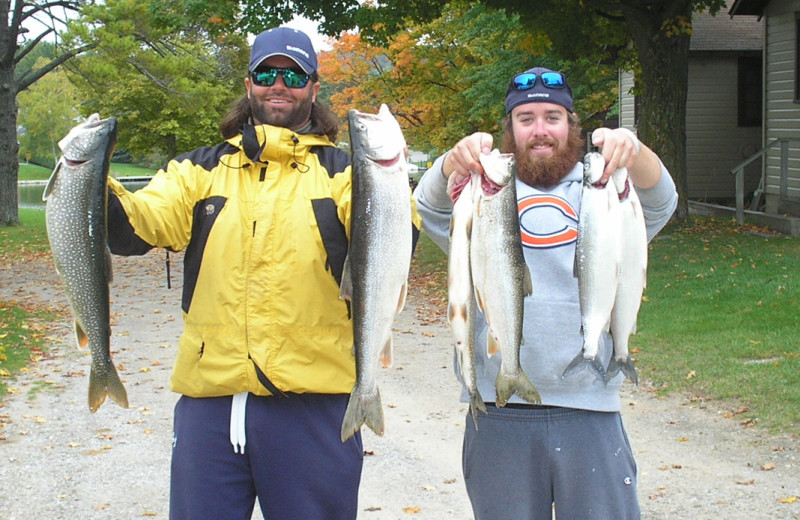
top-left (463, 406), bottom-right (640, 520)
top-left (169, 393), bottom-right (363, 520)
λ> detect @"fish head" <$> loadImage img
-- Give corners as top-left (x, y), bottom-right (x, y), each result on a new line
top-left (583, 152), bottom-right (606, 186)
top-left (58, 114), bottom-right (118, 167)
top-left (477, 149), bottom-right (515, 196)
top-left (348, 104), bottom-right (407, 171)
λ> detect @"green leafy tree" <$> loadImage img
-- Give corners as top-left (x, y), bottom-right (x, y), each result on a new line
top-left (1, 0), bottom-right (91, 226)
top-left (17, 64), bottom-right (81, 167)
top-left (153, 0), bottom-right (729, 220)
top-left (65, 0), bottom-right (248, 160)
top-left (319, 4), bottom-right (618, 156)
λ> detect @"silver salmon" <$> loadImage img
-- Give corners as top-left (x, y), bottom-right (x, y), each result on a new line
top-left (447, 175), bottom-right (486, 425)
top-left (470, 150), bottom-right (539, 406)
top-left (608, 167), bottom-right (647, 384)
top-left (43, 114), bottom-right (128, 412)
top-left (340, 104), bottom-right (413, 441)
top-left (564, 152), bottom-right (622, 382)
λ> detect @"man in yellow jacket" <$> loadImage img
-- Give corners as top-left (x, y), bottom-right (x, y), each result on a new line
top-left (107, 26), bottom-right (418, 520)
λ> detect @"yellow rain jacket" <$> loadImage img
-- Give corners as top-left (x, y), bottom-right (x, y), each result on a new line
top-left (108, 123), bottom-right (419, 398)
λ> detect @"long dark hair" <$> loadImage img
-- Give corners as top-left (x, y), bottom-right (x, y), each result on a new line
top-left (220, 80), bottom-right (340, 142)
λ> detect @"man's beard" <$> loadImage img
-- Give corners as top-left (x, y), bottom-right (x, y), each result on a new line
top-left (503, 125), bottom-right (585, 187)
top-left (249, 91), bottom-right (314, 130)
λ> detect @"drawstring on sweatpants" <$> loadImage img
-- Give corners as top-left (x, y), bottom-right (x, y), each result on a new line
top-left (230, 392), bottom-right (248, 454)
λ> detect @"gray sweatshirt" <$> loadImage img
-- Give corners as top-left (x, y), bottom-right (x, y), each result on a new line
top-left (414, 153), bottom-right (679, 411)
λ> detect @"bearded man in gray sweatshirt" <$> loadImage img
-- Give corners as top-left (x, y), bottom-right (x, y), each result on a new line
top-left (413, 66), bottom-right (678, 520)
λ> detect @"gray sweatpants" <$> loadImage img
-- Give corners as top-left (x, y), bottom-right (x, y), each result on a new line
top-left (463, 405), bottom-right (640, 520)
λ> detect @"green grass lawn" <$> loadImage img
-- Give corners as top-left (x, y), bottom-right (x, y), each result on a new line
top-left (633, 218), bottom-right (800, 432)
top-left (18, 162), bottom-right (155, 181)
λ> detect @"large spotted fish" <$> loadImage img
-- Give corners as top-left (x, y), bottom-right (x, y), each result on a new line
top-left (43, 114), bottom-right (128, 412)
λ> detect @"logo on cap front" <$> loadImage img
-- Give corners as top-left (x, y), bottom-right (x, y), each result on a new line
top-left (528, 93), bottom-right (551, 99)
top-left (286, 45), bottom-right (310, 59)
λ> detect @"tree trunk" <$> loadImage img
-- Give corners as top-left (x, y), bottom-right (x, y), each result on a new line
top-left (624, 3), bottom-right (692, 221)
top-left (0, 0), bottom-right (19, 226)
top-left (0, 69), bottom-right (19, 227)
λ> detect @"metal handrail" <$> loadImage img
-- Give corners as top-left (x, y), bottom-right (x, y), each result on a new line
top-left (730, 138), bottom-right (792, 225)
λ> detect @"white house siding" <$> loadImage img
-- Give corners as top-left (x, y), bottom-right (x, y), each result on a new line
top-left (619, 70), bottom-right (636, 129)
top-left (762, 0), bottom-right (800, 212)
top-left (687, 55), bottom-right (763, 200)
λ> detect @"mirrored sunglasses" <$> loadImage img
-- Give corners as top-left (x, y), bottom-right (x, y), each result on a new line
top-left (251, 67), bottom-right (311, 89)
top-left (510, 71), bottom-right (566, 91)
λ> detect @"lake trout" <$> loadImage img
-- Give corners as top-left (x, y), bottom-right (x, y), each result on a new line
top-left (470, 150), bottom-right (539, 406)
top-left (447, 175), bottom-right (486, 425)
top-left (340, 104), bottom-right (413, 442)
top-left (43, 114), bottom-right (128, 412)
top-left (564, 152), bottom-right (622, 382)
top-left (608, 167), bottom-right (647, 384)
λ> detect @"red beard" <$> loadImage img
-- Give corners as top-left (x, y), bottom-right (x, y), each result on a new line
top-left (503, 125), bottom-right (586, 188)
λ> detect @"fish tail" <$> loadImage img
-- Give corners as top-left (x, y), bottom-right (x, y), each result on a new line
top-left (606, 356), bottom-right (639, 386)
top-left (494, 370), bottom-right (541, 407)
top-left (562, 351), bottom-right (607, 382)
top-left (340, 386), bottom-right (385, 442)
top-left (88, 359), bottom-right (129, 413)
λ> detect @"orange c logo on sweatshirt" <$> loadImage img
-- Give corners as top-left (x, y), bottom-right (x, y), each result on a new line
top-left (518, 194), bottom-right (578, 249)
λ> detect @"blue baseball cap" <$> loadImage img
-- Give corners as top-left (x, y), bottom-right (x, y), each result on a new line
top-left (249, 27), bottom-right (318, 74)
top-left (505, 67), bottom-right (574, 114)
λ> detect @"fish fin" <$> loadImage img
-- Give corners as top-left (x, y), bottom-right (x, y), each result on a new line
top-left (380, 336), bottom-right (393, 368)
top-left (396, 282), bottom-right (407, 313)
top-left (42, 160), bottom-right (63, 201)
top-left (473, 288), bottom-right (485, 314)
top-left (105, 247), bottom-right (113, 284)
top-left (468, 391), bottom-right (487, 429)
top-left (494, 371), bottom-right (541, 407)
top-left (572, 251), bottom-right (579, 279)
top-left (487, 332), bottom-right (500, 357)
top-left (340, 385), bottom-right (385, 442)
top-left (74, 322), bottom-right (89, 349)
top-left (88, 358), bottom-right (129, 412)
top-left (522, 267), bottom-right (533, 298)
top-left (339, 255), bottom-right (352, 301)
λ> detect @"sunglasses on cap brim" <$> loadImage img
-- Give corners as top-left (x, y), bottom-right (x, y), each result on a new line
top-left (510, 71), bottom-right (566, 91)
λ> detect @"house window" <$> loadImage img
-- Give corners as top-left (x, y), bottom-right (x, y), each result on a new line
top-left (739, 55), bottom-right (762, 127)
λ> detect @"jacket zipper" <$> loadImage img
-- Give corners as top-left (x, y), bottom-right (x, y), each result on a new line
top-left (253, 166), bottom-right (267, 237)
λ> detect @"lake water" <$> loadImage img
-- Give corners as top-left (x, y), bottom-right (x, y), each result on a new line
top-left (18, 177), bottom-right (152, 209)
